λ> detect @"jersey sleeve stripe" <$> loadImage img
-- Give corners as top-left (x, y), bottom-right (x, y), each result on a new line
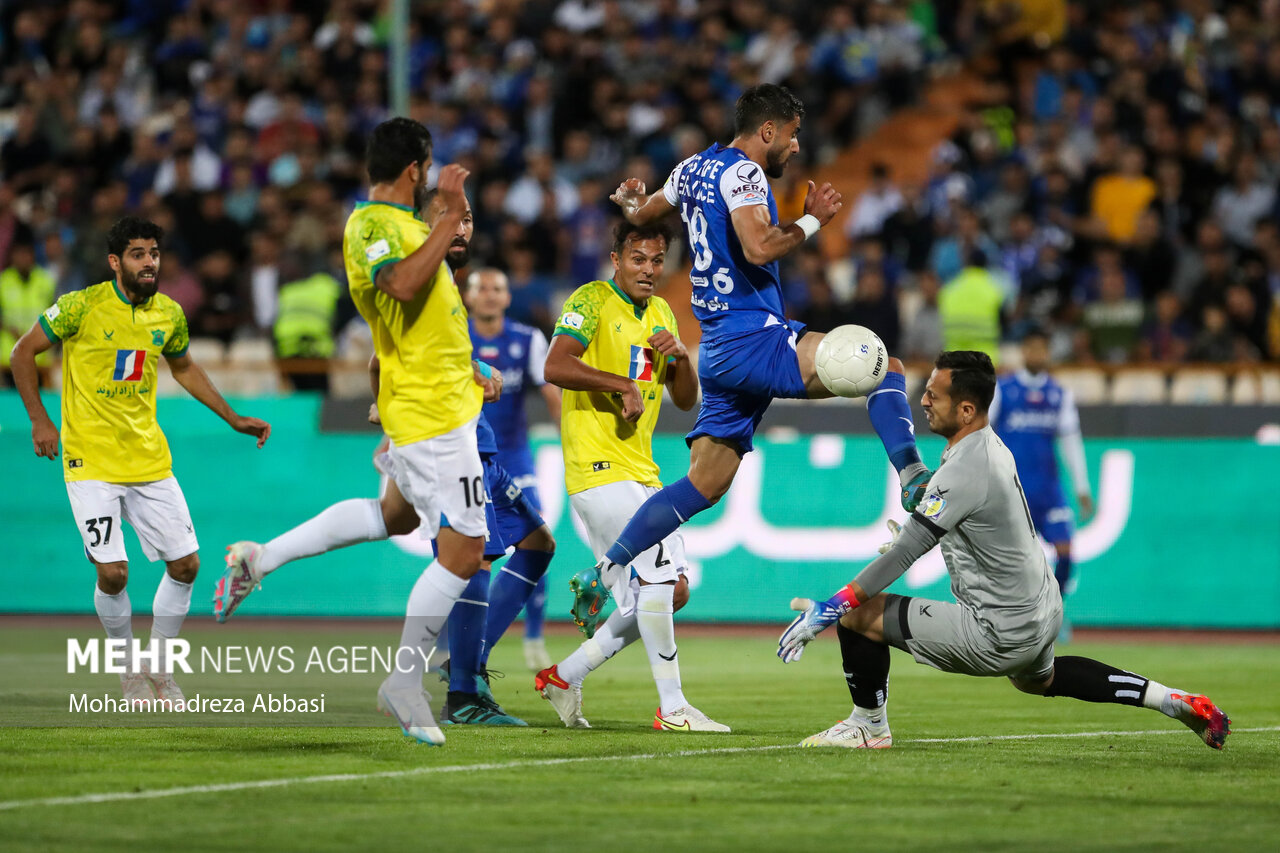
top-left (911, 511), bottom-right (947, 538)
top-left (38, 314), bottom-right (59, 342)
top-left (164, 343), bottom-right (189, 358)
top-left (553, 327), bottom-right (590, 348)
top-left (370, 257), bottom-right (401, 284)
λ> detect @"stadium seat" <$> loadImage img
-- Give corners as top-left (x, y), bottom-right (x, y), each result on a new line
top-left (227, 338), bottom-right (275, 366)
top-left (902, 366), bottom-right (925, 399)
top-left (1169, 369), bottom-right (1228, 405)
top-left (1261, 370), bottom-right (1280, 404)
top-left (186, 337), bottom-right (227, 366)
top-left (153, 368), bottom-right (182, 397)
top-left (1230, 371), bottom-right (1264, 405)
top-left (1110, 368), bottom-right (1168, 404)
top-left (997, 343), bottom-right (1023, 372)
top-left (1053, 367), bottom-right (1108, 405)
top-left (223, 368), bottom-right (284, 396)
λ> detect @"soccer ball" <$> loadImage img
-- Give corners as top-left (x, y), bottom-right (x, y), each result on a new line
top-left (814, 325), bottom-right (888, 398)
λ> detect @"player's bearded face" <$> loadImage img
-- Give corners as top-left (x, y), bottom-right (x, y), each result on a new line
top-left (427, 200), bottom-right (473, 270)
top-left (764, 119), bottom-right (801, 179)
top-left (115, 241), bottom-right (161, 301)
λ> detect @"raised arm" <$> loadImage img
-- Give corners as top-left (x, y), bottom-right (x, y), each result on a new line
top-left (375, 164), bottom-right (469, 303)
top-left (610, 178), bottom-right (676, 226)
top-left (730, 179), bottom-right (842, 266)
top-left (10, 321), bottom-right (60, 459)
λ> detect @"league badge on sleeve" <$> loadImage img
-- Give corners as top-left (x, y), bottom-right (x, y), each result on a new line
top-left (920, 493), bottom-right (947, 518)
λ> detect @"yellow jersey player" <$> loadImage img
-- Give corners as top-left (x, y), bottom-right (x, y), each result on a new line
top-left (534, 220), bottom-right (728, 732)
top-left (342, 117), bottom-right (484, 746)
top-left (9, 215), bottom-right (271, 710)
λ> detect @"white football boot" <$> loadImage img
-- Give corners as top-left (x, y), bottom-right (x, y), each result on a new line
top-left (654, 705), bottom-right (731, 733)
top-left (215, 542), bottom-right (265, 622)
top-left (800, 715), bottom-right (892, 749)
top-left (377, 678), bottom-right (445, 746)
top-left (120, 669), bottom-right (155, 710)
top-left (534, 665), bottom-right (590, 728)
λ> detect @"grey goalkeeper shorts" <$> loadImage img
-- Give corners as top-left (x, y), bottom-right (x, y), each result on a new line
top-left (882, 594), bottom-right (1060, 682)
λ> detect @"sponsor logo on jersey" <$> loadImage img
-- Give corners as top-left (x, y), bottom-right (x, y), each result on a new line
top-left (561, 312), bottom-right (584, 330)
top-left (592, 461), bottom-right (611, 472)
top-left (365, 238), bottom-right (391, 263)
top-left (112, 350), bottom-right (147, 381)
top-left (45, 304), bottom-right (61, 321)
top-left (67, 458), bottom-right (83, 469)
top-left (920, 494), bottom-right (947, 518)
top-left (628, 345), bottom-right (654, 381)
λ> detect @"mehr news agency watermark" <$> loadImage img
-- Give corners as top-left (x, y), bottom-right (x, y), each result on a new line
top-left (65, 638), bottom-right (433, 714)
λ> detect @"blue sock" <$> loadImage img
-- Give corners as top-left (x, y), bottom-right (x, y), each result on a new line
top-left (522, 574), bottom-right (548, 640)
top-left (448, 570), bottom-right (489, 694)
top-left (867, 371), bottom-right (923, 475)
top-left (484, 549), bottom-right (553, 663)
top-left (605, 476), bottom-right (711, 566)
top-left (1054, 551), bottom-right (1073, 594)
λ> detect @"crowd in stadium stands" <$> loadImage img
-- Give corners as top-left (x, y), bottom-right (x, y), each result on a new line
top-left (0, 0), bottom-right (1277, 387)
top-left (815, 0), bottom-right (1280, 366)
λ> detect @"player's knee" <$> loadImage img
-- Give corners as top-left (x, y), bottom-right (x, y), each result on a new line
top-left (673, 576), bottom-right (691, 612)
top-left (888, 356), bottom-right (905, 375)
top-left (521, 525), bottom-right (555, 552)
top-left (1009, 675), bottom-right (1050, 695)
top-left (167, 553), bottom-right (199, 583)
top-left (383, 502), bottom-right (418, 536)
top-left (96, 562), bottom-right (128, 594)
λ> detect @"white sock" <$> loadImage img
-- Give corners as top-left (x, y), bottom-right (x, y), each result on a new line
top-left (636, 583), bottom-right (687, 715)
top-left (259, 498), bottom-right (387, 576)
top-left (94, 585), bottom-right (133, 670)
top-left (1141, 679), bottom-right (1180, 717)
top-left (388, 562), bottom-right (468, 690)
top-left (150, 573), bottom-right (192, 675)
top-left (557, 608), bottom-right (639, 686)
top-left (851, 703), bottom-right (888, 728)
top-left (426, 617), bottom-right (450, 671)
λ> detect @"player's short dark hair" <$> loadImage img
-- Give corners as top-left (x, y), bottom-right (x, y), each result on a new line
top-left (612, 220), bottom-right (674, 256)
top-left (106, 216), bottom-right (164, 257)
top-left (366, 117), bottom-right (433, 185)
top-left (1021, 325), bottom-right (1049, 344)
top-left (734, 84), bottom-right (805, 136)
top-left (935, 351), bottom-right (996, 413)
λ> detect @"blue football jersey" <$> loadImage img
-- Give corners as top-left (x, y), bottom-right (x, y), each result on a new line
top-left (662, 144), bottom-right (788, 340)
top-left (989, 370), bottom-right (1079, 494)
top-left (471, 319), bottom-right (549, 478)
top-left (476, 409), bottom-right (498, 458)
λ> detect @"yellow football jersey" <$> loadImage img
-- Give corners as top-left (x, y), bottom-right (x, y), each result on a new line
top-left (343, 200), bottom-right (481, 445)
top-left (553, 280), bottom-right (679, 495)
top-left (39, 280), bottom-right (190, 483)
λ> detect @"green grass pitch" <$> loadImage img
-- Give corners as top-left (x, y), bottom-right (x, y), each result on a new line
top-left (0, 621), bottom-right (1276, 852)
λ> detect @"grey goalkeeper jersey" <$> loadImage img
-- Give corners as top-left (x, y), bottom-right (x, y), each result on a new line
top-left (854, 426), bottom-right (1061, 645)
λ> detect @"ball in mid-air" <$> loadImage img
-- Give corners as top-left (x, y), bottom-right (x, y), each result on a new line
top-left (814, 324), bottom-right (888, 398)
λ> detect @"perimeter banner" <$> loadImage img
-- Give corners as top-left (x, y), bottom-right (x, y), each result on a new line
top-left (3, 394), bottom-right (1277, 627)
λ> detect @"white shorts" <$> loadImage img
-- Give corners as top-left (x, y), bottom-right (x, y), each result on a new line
top-left (375, 416), bottom-right (486, 540)
top-left (569, 480), bottom-right (686, 587)
top-left (66, 478), bottom-right (199, 565)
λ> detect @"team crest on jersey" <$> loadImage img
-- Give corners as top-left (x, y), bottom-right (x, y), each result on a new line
top-left (628, 345), bottom-right (654, 381)
top-left (151, 329), bottom-right (165, 347)
top-left (920, 494), bottom-right (947, 518)
top-left (112, 350), bottom-right (147, 381)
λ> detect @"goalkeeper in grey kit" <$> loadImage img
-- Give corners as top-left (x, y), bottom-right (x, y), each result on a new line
top-left (778, 351), bottom-right (1230, 750)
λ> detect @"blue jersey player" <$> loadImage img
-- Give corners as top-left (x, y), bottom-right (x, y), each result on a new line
top-left (570, 84), bottom-right (931, 634)
top-left (466, 267), bottom-right (562, 670)
top-left (989, 328), bottom-right (1093, 639)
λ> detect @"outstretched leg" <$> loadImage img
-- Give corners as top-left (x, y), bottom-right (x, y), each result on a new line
top-left (1012, 656), bottom-right (1231, 750)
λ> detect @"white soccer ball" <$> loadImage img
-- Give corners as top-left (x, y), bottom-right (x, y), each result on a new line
top-left (814, 325), bottom-right (888, 398)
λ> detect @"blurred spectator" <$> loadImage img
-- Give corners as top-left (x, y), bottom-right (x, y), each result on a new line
top-left (1210, 154), bottom-right (1276, 249)
top-left (0, 227), bottom-right (56, 382)
top-left (901, 271), bottom-right (943, 361)
top-left (938, 250), bottom-right (1004, 363)
top-left (1082, 268), bottom-right (1143, 364)
top-left (1188, 304), bottom-right (1246, 363)
top-left (847, 265), bottom-right (900, 353)
top-left (504, 243), bottom-right (556, 333)
top-left (274, 254), bottom-right (343, 393)
top-left (1089, 145), bottom-right (1155, 246)
top-left (845, 162), bottom-right (903, 241)
top-left (1138, 291), bottom-right (1192, 364)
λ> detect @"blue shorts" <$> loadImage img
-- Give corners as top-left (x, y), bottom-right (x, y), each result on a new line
top-left (437, 457), bottom-right (544, 560)
top-left (689, 320), bottom-right (808, 454)
top-left (1027, 482), bottom-right (1073, 545)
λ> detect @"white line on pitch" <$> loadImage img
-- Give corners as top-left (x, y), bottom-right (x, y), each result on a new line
top-left (1, 726), bottom-right (1276, 812)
